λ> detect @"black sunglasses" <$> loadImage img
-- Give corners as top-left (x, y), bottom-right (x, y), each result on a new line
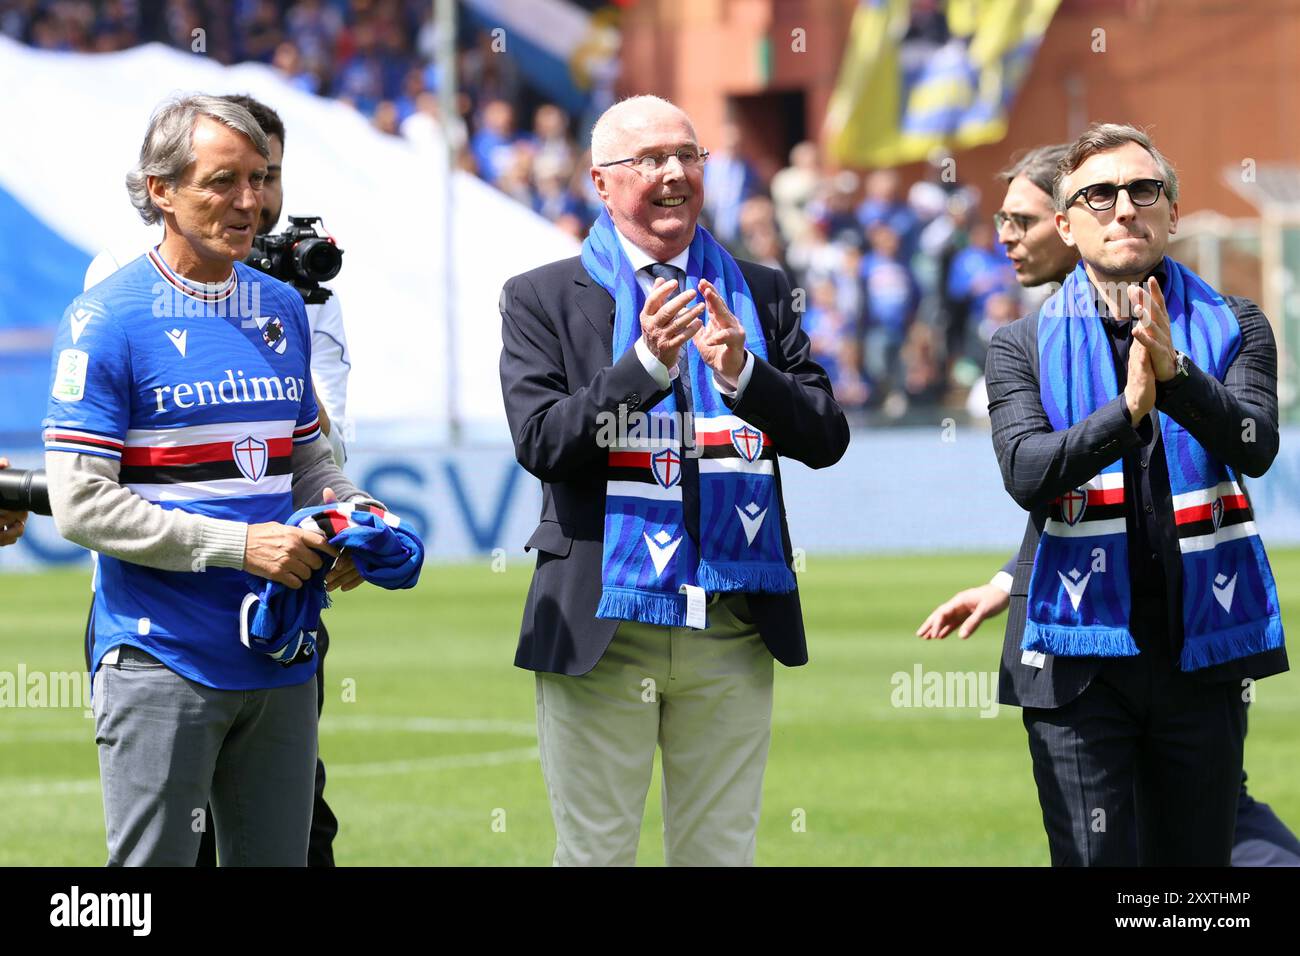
top-left (1066, 178), bottom-right (1166, 212)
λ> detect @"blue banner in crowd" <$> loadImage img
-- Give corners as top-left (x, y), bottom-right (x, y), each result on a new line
top-left (0, 183), bottom-right (92, 445)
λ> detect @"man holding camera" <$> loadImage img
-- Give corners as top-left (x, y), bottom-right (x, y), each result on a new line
top-left (46, 94), bottom-right (373, 866)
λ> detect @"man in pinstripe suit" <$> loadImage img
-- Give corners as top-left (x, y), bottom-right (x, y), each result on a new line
top-left (920, 142), bottom-right (1300, 867)
top-left (985, 124), bottom-right (1287, 865)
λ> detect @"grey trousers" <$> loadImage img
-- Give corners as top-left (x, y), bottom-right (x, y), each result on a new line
top-left (94, 645), bottom-right (318, 867)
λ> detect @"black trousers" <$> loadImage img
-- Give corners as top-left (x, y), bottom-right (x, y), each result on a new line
top-left (1022, 638), bottom-right (1248, 866)
top-left (193, 621), bottom-right (337, 866)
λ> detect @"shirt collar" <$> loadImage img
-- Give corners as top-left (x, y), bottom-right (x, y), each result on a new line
top-left (613, 226), bottom-right (692, 277)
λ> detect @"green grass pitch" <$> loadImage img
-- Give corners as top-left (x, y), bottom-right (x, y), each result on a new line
top-left (2, 551), bottom-right (1297, 866)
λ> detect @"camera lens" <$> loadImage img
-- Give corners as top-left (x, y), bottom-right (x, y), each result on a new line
top-left (0, 468), bottom-right (51, 516)
top-left (292, 238), bottom-right (343, 283)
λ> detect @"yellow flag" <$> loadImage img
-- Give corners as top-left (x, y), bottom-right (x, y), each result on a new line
top-left (826, 0), bottom-right (1062, 168)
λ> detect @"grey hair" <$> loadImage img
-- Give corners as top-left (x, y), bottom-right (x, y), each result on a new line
top-left (999, 143), bottom-right (1069, 198)
top-left (589, 94), bottom-right (695, 166)
top-left (1053, 123), bottom-right (1179, 212)
top-left (126, 94), bottom-right (270, 225)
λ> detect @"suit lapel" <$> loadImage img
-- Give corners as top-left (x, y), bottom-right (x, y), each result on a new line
top-left (572, 264), bottom-right (615, 356)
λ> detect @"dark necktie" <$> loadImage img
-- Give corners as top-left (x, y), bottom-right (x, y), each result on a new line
top-left (644, 263), bottom-right (700, 546)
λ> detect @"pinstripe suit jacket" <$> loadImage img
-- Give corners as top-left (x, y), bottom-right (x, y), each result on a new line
top-left (986, 291), bottom-right (1288, 709)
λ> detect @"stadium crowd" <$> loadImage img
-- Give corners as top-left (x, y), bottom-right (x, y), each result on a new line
top-left (6, 0), bottom-right (1025, 420)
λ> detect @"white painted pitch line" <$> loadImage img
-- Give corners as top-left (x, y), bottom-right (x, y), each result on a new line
top-left (320, 715), bottom-right (536, 737)
top-left (0, 727), bottom-right (92, 743)
top-left (0, 746), bottom-right (541, 798)
top-left (0, 714), bottom-right (538, 745)
top-left (327, 746), bottom-right (540, 779)
top-left (0, 714), bottom-right (543, 795)
top-left (0, 779), bottom-right (100, 798)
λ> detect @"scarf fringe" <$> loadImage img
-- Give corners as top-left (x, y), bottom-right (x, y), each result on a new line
top-left (1023, 622), bottom-right (1139, 658)
top-left (1180, 614), bottom-right (1285, 670)
top-left (1029, 258), bottom-right (1285, 672)
top-left (697, 560), bottom-right (795, 594)
top-left (596, 587), bottom-right (682, 627)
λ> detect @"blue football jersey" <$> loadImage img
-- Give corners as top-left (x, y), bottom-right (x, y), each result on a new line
top-left (44, 248), bottom-right (322, 689)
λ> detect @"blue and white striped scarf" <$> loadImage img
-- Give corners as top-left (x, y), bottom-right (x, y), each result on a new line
top-left (582, 210), bottom-right (795, 627)
top-left (1026, 258), bottom-right (1284, 670)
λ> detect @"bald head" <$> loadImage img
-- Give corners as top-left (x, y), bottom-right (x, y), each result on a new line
top-left (589, 95), bottom-right (696, 166)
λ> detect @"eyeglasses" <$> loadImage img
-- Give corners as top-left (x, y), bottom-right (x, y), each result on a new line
top-left (598, 146), bottom-right (710, 174)
top-left (1066, 178), bottom-right (1165, 212)
top-left (993, 211), bottom-right (1038, 240)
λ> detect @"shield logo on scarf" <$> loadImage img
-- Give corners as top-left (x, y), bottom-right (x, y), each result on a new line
top-left (232, 435), bottom-right (268, 482)
top-left (1061, 487), bottom-right (1087, 526)
top-left (730, 425), bottom-right (763, 462)
top-left (651, 448), bottom-right (682, 489)
top-left (1212, 497), bottom-right (1224, 532)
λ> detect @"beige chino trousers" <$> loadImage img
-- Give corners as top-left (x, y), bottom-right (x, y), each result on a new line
top-left (535, 594), bottom-right (775, 866)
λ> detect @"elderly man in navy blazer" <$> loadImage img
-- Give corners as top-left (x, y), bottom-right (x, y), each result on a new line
top-left (499, 95), bottom-right (848, 866)
top-left (986, 124), bottom-right (1287, 865)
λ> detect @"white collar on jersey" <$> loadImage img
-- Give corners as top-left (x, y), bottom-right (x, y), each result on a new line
top-left (148, 245), bottom-right (238, 302)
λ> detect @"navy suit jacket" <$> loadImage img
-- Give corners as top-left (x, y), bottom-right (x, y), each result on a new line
top-left (986, 292), bottom-right (1287, 709)
top-left (499, 254), bottom-right (849, 675)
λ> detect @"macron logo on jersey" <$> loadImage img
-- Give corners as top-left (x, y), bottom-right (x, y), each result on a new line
top-left (69, 307), bottom-right (94, 344)
top-left (152, 368), bottom-right (306, 414)
top-left (165, 328), bottom-right (187, 357)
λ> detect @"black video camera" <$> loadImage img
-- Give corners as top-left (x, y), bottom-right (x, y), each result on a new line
top-left (0, 468), bottom-right (50, 516)
top-left (246, 215), bottom-right (343, 306)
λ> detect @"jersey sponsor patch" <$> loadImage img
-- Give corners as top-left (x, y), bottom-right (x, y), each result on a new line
top-left (52, 348), bottom-right (89, 402)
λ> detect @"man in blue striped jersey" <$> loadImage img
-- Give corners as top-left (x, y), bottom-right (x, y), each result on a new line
top-left (44, 94), bottom-right (373, 866)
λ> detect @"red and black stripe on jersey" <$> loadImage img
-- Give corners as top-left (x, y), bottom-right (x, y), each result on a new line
top-left (1174, 492), bottom-right (1253, 540)
top-left (117, 438), bottom-right (293, 485)
top-left (303, 511), bottom-right (350, 539)
top-left (298, 504), bottom-right (393, 540)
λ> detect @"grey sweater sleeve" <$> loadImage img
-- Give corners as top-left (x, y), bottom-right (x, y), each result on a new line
top-left (46, 434), bottom-right (379, 572)
top-left (45, 451), bottom-right (247, 572)
top-left (290, 432), bottom-right (380, 510)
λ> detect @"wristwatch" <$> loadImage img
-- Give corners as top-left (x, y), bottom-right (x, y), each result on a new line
top-left (1162, 350), bottom-right (1191, 392)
